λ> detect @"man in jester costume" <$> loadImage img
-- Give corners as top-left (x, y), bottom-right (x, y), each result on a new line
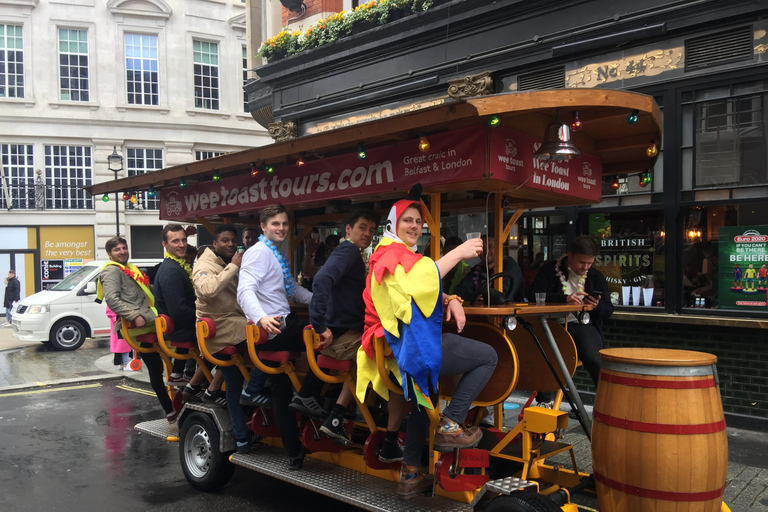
top-left (97, 236), bottom-right (177, 422)
top-left (356, 194), bottom-right (498, 499)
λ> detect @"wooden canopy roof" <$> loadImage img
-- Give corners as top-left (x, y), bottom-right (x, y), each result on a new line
top-left (89, 89), bottom-right (662, 204)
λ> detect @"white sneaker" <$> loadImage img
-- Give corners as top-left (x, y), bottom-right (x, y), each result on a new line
top-left (537, 401), bottom-right (554, 409)
top-left (480, 408), bottom-right (495, 427)
top-left (122, 365), bottom-right (135, 371)
top-left (2, 322), bottom-right (10, 327)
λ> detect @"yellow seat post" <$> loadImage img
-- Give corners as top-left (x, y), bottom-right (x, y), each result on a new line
top-left (303, 326), bottom-right (377, 433)
top-left (196, 319), bottom-right (249, 380)
top-left (156, 316), bottom-right (214, 384)
top-left (245, 322), bottom-right (301, 391)
top-left (120, 317), bottom-right (173, 396)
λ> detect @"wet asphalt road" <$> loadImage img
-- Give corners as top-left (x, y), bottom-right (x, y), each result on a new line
top-left (0, 382), bottom-right (361, 512)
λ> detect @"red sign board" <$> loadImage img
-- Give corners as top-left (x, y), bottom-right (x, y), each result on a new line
top-left (489, 126), bottom-right (602, 202)
top-left (159, 125), bottom-right (603, 220)
top-left (160, 127), bottom-right (487, 220)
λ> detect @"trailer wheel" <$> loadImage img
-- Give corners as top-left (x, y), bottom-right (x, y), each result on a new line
top-left (483, 492), bottom-right (562, 512)
top-left (179, 412), bottom-right (235, 491)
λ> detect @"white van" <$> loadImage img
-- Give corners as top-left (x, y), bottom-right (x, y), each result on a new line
top-left (12, 259), bottom-right (161, 351)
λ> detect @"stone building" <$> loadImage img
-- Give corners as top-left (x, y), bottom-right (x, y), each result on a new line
top-left (0, 0), bottom-right (271, 296)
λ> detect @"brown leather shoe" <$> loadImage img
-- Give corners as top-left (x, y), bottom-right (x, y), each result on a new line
top-left (433, 418), bottom-right (482, 452)
top-left (397, 463), bottom-right (433, 500)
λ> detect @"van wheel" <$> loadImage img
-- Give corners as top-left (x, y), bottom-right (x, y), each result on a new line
top-left (483, 492), bottom-right (562, 512)
top-left (179, 412), bottom-right (235, 491)
top-left (49, 319), bottom-right (86, 351)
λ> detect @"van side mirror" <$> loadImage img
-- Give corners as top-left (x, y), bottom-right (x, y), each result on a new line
top-left (84, 281), bottom-right (97, 295)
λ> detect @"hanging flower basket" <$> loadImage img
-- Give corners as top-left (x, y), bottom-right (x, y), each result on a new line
top-left (258, 0), bottom-right (434, 63)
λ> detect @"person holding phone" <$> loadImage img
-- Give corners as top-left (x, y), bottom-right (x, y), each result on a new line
top-left (527, 235), bottom-right (613, 387)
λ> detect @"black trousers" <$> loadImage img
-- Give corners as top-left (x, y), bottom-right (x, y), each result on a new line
top-left (139, 343), bottom-right (174, 414)
top-left (566, 323), bottom-right (603, 386)
top-left (253, 313), bottom-right (322, 458)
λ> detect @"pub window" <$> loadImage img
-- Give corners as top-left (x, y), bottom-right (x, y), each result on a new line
top-left (686, 81), bottom-right (768, 189)
top-left (584, 211), bottom-right (665, 308)
top-left (682, 202), bottom-right (768, 313)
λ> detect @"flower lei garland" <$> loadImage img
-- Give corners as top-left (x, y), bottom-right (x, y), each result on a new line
top-left (555, 255), bottom-right (586, 295)
top-left (165, 251), bottom-right (195, 288)
top-left (260, 234), bottom-right (296, 296)
top-left (122, 266), bottom-right (149, 286)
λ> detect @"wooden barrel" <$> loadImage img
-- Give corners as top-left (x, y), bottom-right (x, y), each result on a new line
top-left (591, 348), bottom-right (728, 512)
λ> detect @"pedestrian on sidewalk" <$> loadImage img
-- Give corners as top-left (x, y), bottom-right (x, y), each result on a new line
top-left (106, 305), bottom-right (133, 371)
top-left (4, 269), bottom-right (20, 327)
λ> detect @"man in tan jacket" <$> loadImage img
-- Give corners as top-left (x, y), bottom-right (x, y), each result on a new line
top-left (193, 225), bottom-right (263, 453)
top-left (99, 236), bottom-right (176, 421)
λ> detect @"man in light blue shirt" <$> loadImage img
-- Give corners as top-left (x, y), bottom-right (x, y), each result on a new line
top-left (237, 204), bottom-right (316, 470)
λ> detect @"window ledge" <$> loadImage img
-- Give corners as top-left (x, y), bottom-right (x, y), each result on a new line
top-left (612, 310), bottom-right (768, 329)
top-left (116, 104), bottom-right (170, 114)
top-left (186, 108), bottom-right (230, 119)
top-left (0, 97), bottom-right (35, 108)
top-left (49, 101), bottom-right (100, 111)
top-left (33, 209), bottom-right (94, 213)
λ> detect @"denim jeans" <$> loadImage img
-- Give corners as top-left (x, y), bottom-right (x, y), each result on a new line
top-left (402, 333), bottom-right (498, 466)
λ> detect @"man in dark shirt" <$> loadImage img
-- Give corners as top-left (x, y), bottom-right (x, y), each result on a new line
top-left (300, 210), bottom-right (396, 449)
top-left (154, 224), bottom-right (200, 385)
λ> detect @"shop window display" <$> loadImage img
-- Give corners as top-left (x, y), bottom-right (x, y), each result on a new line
top-left (683, 202), bottom-right (768, 311)
top-left (585, 211), bottom-right (664, 307)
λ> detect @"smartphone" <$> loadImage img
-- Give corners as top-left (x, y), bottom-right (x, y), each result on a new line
top-left (585, 289), bottom-right (601, 301)
top-left (276, 315), bottom-right (287, 331)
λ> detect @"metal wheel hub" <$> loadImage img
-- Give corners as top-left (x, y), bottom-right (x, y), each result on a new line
top-left (56, 325), bottom-right (81, 347)
top-left (184, 425), bottom-right (212, 478)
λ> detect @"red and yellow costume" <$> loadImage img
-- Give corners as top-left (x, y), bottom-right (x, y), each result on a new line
top-left (356, 200), bottom-right (443, 408)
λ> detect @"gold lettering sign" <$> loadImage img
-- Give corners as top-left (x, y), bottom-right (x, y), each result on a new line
top-left (566, 47), bottom-right (684, 88)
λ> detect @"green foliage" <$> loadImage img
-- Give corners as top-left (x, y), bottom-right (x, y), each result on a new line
top-left (257, 0), bottom-right (434, 63)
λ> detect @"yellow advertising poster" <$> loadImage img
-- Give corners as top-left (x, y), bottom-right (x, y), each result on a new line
top-left (39, 226), bottom-right (95, 261)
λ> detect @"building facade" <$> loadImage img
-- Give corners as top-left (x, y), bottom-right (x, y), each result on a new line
top-left (0, 0), bottom-right (272, 297)
top-left (248, 0), bottom-right (768, 425)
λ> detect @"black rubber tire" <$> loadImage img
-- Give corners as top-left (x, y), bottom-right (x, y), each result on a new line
top-left (49, 319), bottom-right (87, 351)
top-left (483, 492), bottom-right (562, 512)
top-left (179, 412), bottom-right (236, 492)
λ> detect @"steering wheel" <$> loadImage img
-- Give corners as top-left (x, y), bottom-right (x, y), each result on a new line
top-left (468, 271), bottom-right (516, 305)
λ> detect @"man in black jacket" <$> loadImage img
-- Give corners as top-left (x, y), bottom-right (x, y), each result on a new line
top-left (528, 235), bottom-right (613, 387)
top-left (154, 224), bottom-right (199, 386)
top-left (4, 270), bottom-right (20, 326)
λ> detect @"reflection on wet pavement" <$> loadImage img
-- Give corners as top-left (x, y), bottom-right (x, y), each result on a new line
top-left (0, 339), bottom-right (111, 388)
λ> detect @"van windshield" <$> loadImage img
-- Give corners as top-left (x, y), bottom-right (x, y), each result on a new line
top-left (50, 265), bottom-right (97, 291)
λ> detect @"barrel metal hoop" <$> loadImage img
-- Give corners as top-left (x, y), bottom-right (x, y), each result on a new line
top-left (600, 372), bottom-right (716, 389)
top-left (593, 411), bottom-right (726, 435)
top-left (594, 471), bottom-right (725, 502)
top-left (601, 360), bottom-right (714, 377)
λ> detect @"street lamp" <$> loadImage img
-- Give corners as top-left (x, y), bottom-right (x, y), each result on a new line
top-left (107, 146), bottom-right (124, 237)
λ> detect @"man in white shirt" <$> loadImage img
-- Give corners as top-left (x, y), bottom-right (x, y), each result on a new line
top-left (237, 204), bottom-right (315, 470)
